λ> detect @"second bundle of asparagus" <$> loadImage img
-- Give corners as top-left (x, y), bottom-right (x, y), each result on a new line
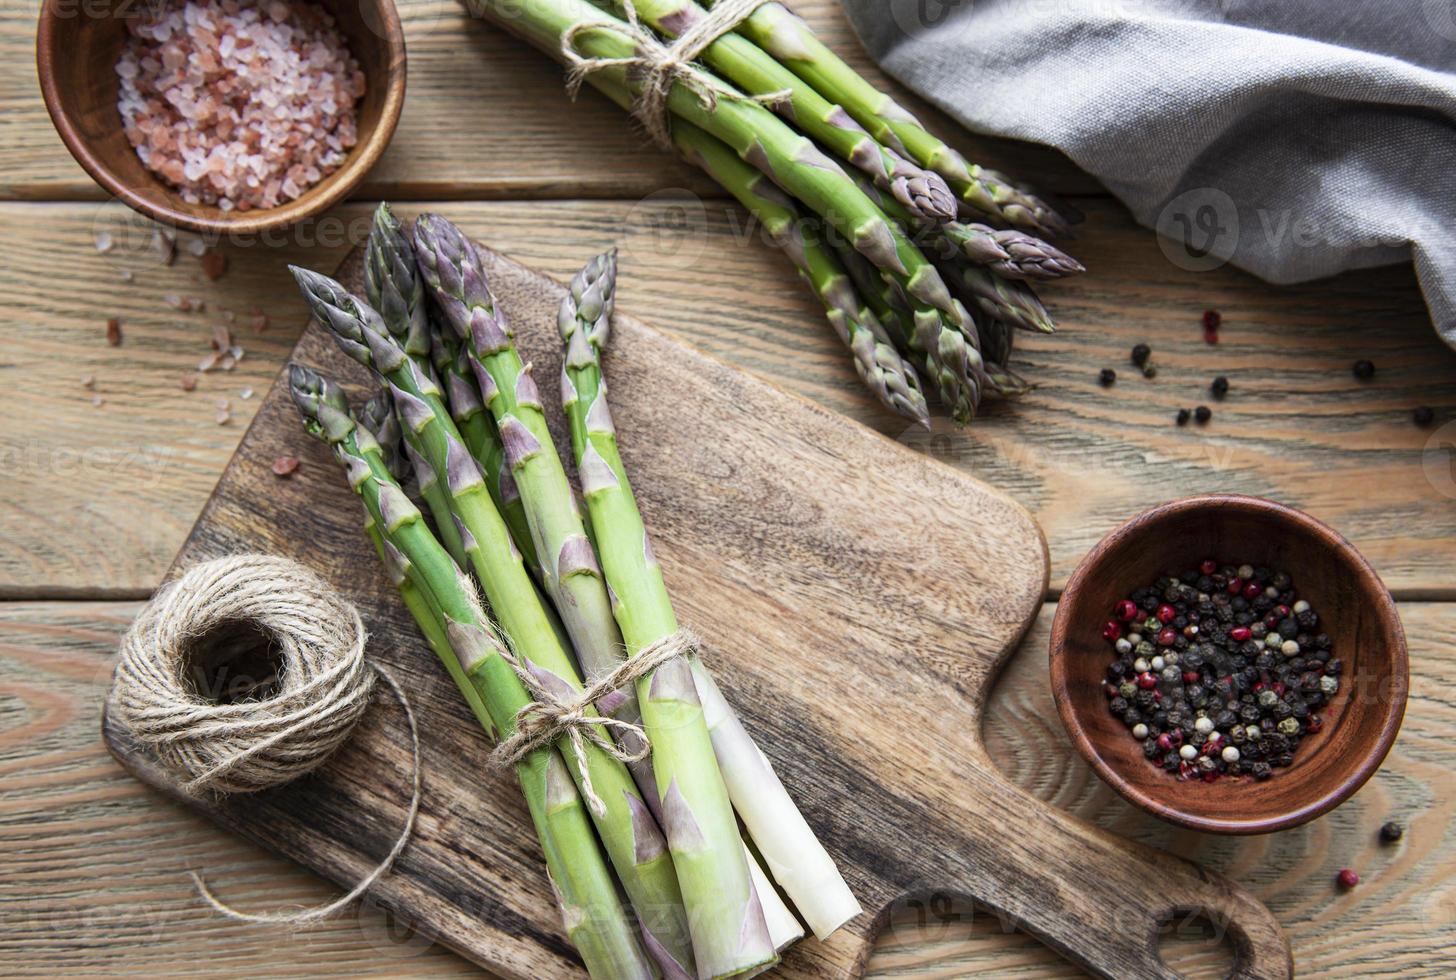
top-left (458, 0), bottom-right (1083, 425)
top-left (288, 205), bottom-right (859, 979)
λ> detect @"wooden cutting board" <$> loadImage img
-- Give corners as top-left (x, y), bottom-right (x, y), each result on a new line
top-left (104, 243), bottom-right (1291, 979)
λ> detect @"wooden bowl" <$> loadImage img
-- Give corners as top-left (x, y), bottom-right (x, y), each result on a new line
top-left (1050, 495), bottom-right (1408, 834)
top-left (36, 0), bottom-right (405, 235)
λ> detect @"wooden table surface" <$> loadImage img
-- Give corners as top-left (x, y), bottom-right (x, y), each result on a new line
top-left (3, 1), bottom-right (1453, 977)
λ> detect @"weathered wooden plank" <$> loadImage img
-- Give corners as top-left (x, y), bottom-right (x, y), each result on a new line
top-left (3, 199), bottom-right (1452, 595)
top-left (2, 601), bottom-right (1450, 977)
top-left (1, 0), bottom-right (1094, 201)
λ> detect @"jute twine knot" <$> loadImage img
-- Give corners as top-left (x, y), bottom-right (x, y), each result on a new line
top-left (111, 554), bottom-right (421, 924)
top-left (493, 628), bottom-right (700, 816)
top-left (562, 0), bottom-right (787, 149)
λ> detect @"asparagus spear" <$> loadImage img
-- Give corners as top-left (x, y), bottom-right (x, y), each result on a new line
top-left (409, 215), bottom-right (770, 977)
top-left (728, 2), bottom-right (1070, 237)
top-left (556, 249), bottom-right (850, 937)
top-left (939, 261), bottom-right (1056, 335)
top-left (573, 65), bottom-right (979, 423)
top-left (292, 265), bottom-right (695, 979)
top-left (289, 366), bottom-right (653, 979)
top-left (606, 0), bottom-right (953, 223)
top-left (851, 171), bottom-right (1083, 281)
top-left (560, 252), bottom-right (861, 943)
top-left (669, 119), bottom-right (929, 426)
top-left (301, 264), bottom-right (466, 570)
top-left (428, 312), bottom-right (543, 578)
top-left (464, 0), bottom-right (985, 419)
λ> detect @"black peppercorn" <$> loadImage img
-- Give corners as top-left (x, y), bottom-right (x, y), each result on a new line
top-left (1353, 359), bottom-right (1376, 380)
top-left (1194, 405), bottom-right (1212, 424)
top-left (1176, 408), bottom-right (1191, 426)
top-left (1099, 368), bottom-right (1117, 387)
top-left (1414, 406), bottom-right (1435, 427)
top-left (1211, 376), bottom-right (1230, 399)
top-left (1380, 821), bottom-right (1403, 843)
top-left (1131, 343), bottom-right (1151, 367)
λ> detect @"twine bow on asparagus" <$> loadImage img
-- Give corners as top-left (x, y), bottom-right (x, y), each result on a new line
top-left (561, 0), bottom-right (787, 148)
top-left (494, 627), bottom-right (701, 815)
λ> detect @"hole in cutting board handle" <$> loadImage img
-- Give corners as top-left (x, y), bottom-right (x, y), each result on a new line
top-left (1158, 908), bottom-right (1239, 979)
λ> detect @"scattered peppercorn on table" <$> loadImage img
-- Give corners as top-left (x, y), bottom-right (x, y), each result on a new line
top-left (3, 0), bottom-right (1455, 977)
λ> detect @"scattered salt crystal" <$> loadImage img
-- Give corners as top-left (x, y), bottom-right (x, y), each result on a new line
top-left (81, 375), bottom-right (96, 389)
top-left (198, 350), bottom-right (222, 372)
top-left (239, 387), bottom-right (254, 399)
top-left (185, 237), bottom-right (208, 257)
top-left (92, 395), bottom-right (105, 407)
top-left (152, 227), bottom-right (176, 265)
top-left (119, 269), bottom-right (134, 282)
top-left (180, 373), bottom-right (198, 391)
top-left (95, 232), bottom-right (114, 253)
top-left (211, 324), bottom-right (233, 350)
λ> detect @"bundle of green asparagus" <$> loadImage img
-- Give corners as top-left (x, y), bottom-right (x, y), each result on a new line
top-left (457, 0), bottom-right (1082, 424)
top-left (287, 205), bottom-right (859, 979)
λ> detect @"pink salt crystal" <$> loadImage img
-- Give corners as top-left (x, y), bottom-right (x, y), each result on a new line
top-left (115, 0), bottom-right (363, 212)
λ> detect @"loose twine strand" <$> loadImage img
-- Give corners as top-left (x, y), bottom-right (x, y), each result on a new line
top-left (562, 0), bottom-right (788, 149)
top-left (493, 628), bottom-right (700, 817)
top-left (111, 554), bottom-right (421, 924)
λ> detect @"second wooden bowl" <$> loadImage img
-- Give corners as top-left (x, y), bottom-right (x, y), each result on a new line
top-left (1050, 495), bottom-right (1408, 834)
top-left (36, 0), bottom-right (405, 235)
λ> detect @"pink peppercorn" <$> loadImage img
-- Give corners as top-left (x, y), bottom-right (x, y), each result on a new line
top-left (1243, 582), bottom-right (1262, 599)
top-left (1103, 621), bottom-right (1123, 643)
top-left (1183, 670), bottom-right (1200, 683)
top-left (1137, 672), bottom-right (1158, 690)
top-left (1156, 733), bottom-right (1174, 751)
top-left (1200, 559), bottom-right (1217, 575)
top-left (1230, 626), bottom-right (1252, 642)
top-left (1227, 578), bottom-right (1243, 595)
top-left (1203, 310), bottom-right (1222, 330)
top-left (1337, 869), bottom-right (1359, 889)
top-left (1156, 604), bottom-right (1176, 624)
top-left (1115, 599), bottom-right (1139, 621)
top-left (1157, 628), bottom-right (1177, 646)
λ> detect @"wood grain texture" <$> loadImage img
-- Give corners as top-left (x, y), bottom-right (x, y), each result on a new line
top-left (4, 199), bottom-right (1454, 595)
top-left (0, 0), bottom-right (1094, 202)
top-left (96, 243), bottom-right (1295, 978)
top-left (5, 601), bottom-right (1452, 978)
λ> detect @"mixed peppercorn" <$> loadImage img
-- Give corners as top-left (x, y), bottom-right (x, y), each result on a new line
top-left (1101, 561), bottom-right (1342, 782)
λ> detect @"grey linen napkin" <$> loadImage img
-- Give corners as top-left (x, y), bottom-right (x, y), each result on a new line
top-left (838, 0), bottom-right (1456, 343)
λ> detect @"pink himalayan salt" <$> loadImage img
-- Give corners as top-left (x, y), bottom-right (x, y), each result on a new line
top-left (115, 0), bottom-right (363, 212)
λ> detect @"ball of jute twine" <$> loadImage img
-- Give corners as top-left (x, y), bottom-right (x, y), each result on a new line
top-left (111, 554), bottom-right (421, 924)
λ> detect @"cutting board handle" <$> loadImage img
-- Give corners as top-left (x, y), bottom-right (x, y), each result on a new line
top-left (906, 767), bottom-right (1293, 979)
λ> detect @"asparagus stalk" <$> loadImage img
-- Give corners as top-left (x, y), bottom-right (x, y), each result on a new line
top-left (606, 0), bottom-right (953, 223)
top-left (409, 215), bottom-right (769, 977)
top-left (464, 0), bottom-right (985, 420)
top-left (729, 2), bottom-right (1071, 237)
top-left (358, 390), bottom-right (498, 733)
top-left (572, 65), bottom-right (979, 423)
top-left (417, 216), bottom-right (802, 955)
top-left (669, 119), bottom-right (929, 426)
top-left (851, 171), bottom-right (1083, 281)
top-left (292, 264), bottom-right (695, 979)
top-left (428, 312), bottom-right (543, 578)
top-left (289, 366), bottom-right (653, 979)
top-left (939, 260), bottom-right (1055, 335)
top-left (560, 252), bottom-right (861, 942)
